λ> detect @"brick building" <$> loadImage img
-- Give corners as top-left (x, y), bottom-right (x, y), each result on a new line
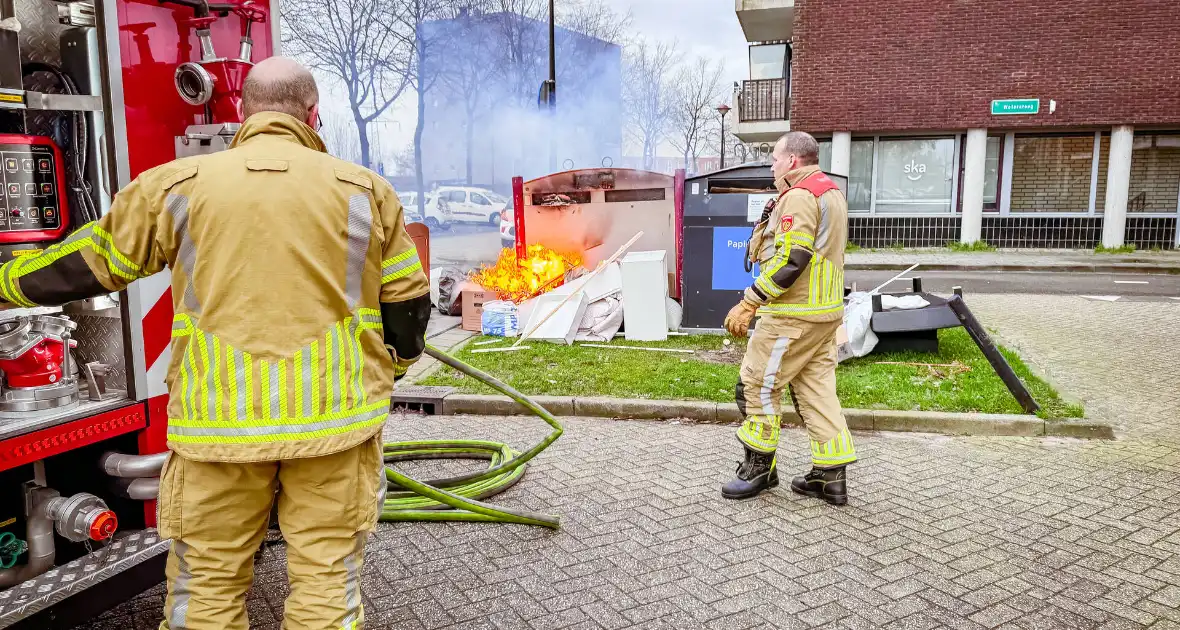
top-left (732, 0), bottom-right (1180, 248)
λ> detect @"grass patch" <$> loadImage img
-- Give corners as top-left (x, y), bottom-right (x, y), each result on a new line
top-left (845, 242), bottom-right (864, 253)
top-left (946, 240), bottom-right (997, 252)
top-left (1095, 244), bottom-right (1137, 254)
top-left (423, 328), bottom-right (1083, 418)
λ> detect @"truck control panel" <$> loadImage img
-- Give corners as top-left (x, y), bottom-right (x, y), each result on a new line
top-left (0, 134), bottom-right (68, 243)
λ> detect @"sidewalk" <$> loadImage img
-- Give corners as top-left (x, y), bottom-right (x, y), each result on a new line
top-left (847, 248), bottom-right (1180, 273)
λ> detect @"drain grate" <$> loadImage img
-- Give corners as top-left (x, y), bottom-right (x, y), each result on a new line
top-left (391, 385), bottom-right (454, 415)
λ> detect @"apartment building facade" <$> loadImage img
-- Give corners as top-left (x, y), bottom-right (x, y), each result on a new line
top-left (732, 0), bottom-right (1180, 248)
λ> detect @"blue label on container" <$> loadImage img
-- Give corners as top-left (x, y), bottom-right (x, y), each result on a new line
top-left (712, 227), bottom-right (760, 291)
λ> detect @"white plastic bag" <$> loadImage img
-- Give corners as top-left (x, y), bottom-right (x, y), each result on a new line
top-left (575, 296), bottom-right (623, 342)
top-left (480, 300), bottom-right (520, 337)
top-left (881, 294), bottom-right (930, 310)
top-left (842, 292), bottom-right (878, 359)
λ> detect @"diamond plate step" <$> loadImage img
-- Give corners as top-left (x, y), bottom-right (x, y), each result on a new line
top-left (0, 530), bottom-right (169, 629)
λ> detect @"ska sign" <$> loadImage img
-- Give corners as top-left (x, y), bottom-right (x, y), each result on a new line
top-left (903, 159), bottom-right (928, 181)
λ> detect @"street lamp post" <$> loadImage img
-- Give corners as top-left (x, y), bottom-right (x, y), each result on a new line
top-left (716, 103), bottom-right (731, 170)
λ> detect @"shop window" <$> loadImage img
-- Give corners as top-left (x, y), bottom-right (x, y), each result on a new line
top-left (1129, 133), bottom-right (1180, 213)
top-left (874, 138), bottom-right (956, 213)
top-left (1011, 135), bottom-right (1094, 213)
top-left (849, 140), bottom-right (873, 212)
top-left (957, 135), bottom-right (1002, 211)
top-left (818, 140), bottom-right (832, 172)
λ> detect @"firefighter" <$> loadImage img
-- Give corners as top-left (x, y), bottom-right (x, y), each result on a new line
top-left (0, 57), bottom-right (430, 629)
top-left (721, 131), bottom-right (855, 506)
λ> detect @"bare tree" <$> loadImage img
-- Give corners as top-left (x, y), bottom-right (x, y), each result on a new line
top-left (319, 112), bottom-right (363, 163)
top-left (668, 56), bottom-right (726, 172)
top-left (282, 0), bottom-right (411, 169)
top-left (435, 9), bottom-right (499, 184)
top-left (622, 39), bottom-right (679, 170)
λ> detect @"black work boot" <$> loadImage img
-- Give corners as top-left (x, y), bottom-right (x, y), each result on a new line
top-left (790, 466), bottom-right (848, 506)
top-left (721, 447), bottom-right (779, 500)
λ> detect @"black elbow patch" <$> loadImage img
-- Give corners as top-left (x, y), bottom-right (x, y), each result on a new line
top-left (380, 293), bottom-right (431, 360)
top-left (20, 251), bottom-right (108, 306)
top-left (769, 248), bottom-right (814, 290)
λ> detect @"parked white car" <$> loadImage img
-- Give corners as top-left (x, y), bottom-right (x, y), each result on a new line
top-left (435, 186), bottom-right (509, 226)
top-left (399, 191), bottom-right (453, 230)
top-left (499, 206), bottom-right (515, 248)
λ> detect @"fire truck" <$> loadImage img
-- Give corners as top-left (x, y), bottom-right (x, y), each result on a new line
top-left (0, 0), bottom-right (279, 626)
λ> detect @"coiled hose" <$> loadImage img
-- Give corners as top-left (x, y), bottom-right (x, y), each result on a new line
top-left (378, 344), bottom-right (564, 529)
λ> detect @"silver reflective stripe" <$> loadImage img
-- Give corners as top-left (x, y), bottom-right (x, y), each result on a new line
top-left (759, 336), bottom-right (791, 411)
top-left (88, 227), bottom-right (140, 278)
top-left (233, 349), bottom-right (247, 421)
top-left (301, 345), bottom-right (314, 417)
top-left (168, 403), bottom-right (389, 437)
top-left (169, 540), bottom-right (192, 629)
top-left (267, 362), bottom-right (281, 419)
top-left (814, 196), bottom-right (831, 253)
top-left (168, 194), bottom-right (200, 313)
top-left (381, 251), bottom-right (420, 280)
top-left (342, 535), bottom-right (363, 628)
top-left (344, 194), bottom-right (372, 309)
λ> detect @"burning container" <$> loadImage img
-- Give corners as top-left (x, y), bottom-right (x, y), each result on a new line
top-left (681, 165), bottom-right (847, 329)
top-left (515, 169), bottom-right (680, 298)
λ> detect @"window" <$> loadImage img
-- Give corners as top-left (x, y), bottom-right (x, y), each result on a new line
top-left (983, 136), bottom-right (1000, 206)
top-left (818, 141), bottom-right (832, 172)
top-left (472, 194), bottom-right (490, 206)
top-left (848, 140), bottom-right (874, 212)
top-left (873, 138), bottom-right (957, 214)
top-left (1010, 135), bottom-right (1094, 213)
top-left (749, 44), bottom-right (787, 80)
top-left (445, 191), bottom-right (466, 203)
top-left (1129, 133), bottom-right (1180, 213)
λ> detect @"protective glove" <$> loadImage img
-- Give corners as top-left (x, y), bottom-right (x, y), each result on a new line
top-left (724, 299), bottom-right (759, 338)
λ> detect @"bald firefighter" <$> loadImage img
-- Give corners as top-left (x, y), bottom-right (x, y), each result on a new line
top-left (722, 131), bottom-right (856, 505)
top-left (0, 58), bottom-right (429, 629)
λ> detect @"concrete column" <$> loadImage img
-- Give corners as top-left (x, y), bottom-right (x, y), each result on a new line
top-left (1102, 125), bottom-right (1135, 248)
top-left (830, 131), bottom-right (851, 177)
top-left (960, 129), bottom-right (988, 244)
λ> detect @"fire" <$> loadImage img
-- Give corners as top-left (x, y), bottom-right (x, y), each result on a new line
top-left (470, 245), bottom-right (583, 303)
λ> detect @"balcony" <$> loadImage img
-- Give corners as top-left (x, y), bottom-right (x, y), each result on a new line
top-left (734, 78), bottom-right (790, 143)
top-left (735, 0), bottom-right (794, 42)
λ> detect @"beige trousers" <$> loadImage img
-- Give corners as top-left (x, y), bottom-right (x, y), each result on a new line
top-left (156, 436), bottom-right (385, 630)
top-left (736, 316), bottom-right (856, 468)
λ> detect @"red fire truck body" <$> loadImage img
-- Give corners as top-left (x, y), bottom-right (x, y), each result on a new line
top-left (0, 0), bottom-right (278, 626)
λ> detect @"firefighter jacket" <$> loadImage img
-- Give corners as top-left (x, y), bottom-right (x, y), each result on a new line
top-left (0, 112), bottom-right (431, 463)
top-left (744, 164), bottom-right (848, 322)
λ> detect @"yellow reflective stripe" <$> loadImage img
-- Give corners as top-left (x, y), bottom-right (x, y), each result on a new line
top-left (736, 415), bottom-right (781, 453)
top-left (293, 349), bottom-right (304, 418)
top-left (381, 248), bottom-right (421, 283)
top-left (757, 303), bottom-right (843, 316)
top-left (227, 344), bottom-right (238, 422)
top-left (311, 340), bottom-right (321, 416)
top-left (811, 429), bottom-right (856, 466)
top-left (211, 336), bottom-right (223, 421)
top-left (278, 359), bottom-right (289, 419)
top-left (167, 414), bottom-right (386, 444)
top-left (244, 353), bottom-right (255, 421)
top-left (337, 322), bottom-right (347, 411)
top-left (90, 225), bottom-right (141, 281)
top-left (260, 361), bottom-right (271, 420)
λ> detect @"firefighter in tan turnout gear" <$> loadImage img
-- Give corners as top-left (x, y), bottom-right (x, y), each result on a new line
top-left (0, 58), bottom-right (430, 629)
top-left (722, 131), bottom-right (856, 505)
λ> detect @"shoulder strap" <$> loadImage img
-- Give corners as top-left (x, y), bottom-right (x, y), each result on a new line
top-left (788, 171), bottom-right (840, 198)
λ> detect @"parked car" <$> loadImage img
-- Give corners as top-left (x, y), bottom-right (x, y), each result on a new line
top-left (499, 206), bottom-right (514, 248)
top-left (435, 186), bottom-right (509, 226)
top-left (399, 191), bottom-right (453, 230)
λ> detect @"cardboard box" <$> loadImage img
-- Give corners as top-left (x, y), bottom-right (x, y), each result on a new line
top-left (461, 290), bottom-right (493, 332)
top-left (835, 324), bottom-right (853, 363)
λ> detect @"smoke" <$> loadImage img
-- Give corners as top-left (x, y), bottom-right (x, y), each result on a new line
top-left (417, 8), bottom-right (624, 191)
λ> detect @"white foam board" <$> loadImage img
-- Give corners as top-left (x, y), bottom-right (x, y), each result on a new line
top-left (522, 292), bottom-right (589, 345)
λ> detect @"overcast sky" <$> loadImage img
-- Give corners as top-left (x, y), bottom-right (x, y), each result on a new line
top-left (319, 0), bottom-right (750, 163)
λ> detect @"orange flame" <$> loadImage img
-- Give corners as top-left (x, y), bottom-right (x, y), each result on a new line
top-left (470, 245), bottom-right (583, 303)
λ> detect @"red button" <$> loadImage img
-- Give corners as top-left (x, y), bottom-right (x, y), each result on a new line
top-left (10, 208), bottom-right (20, 217)
top-left (37, 159), bottom-right (49, 172)
top-left (43, 207), bottom-right (54, 218)
top-left (7, 184), bottom-right (17, 196)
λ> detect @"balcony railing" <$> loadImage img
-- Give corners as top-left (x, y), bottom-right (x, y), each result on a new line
top-left (738, 78), bottom-right (789, 122)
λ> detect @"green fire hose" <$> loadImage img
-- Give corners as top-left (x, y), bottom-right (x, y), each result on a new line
top-left (378, 344), bottom-right (564, 529)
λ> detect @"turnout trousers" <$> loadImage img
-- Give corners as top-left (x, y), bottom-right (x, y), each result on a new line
top-left (156, 436), bottom-right (386, 630)
top-left (736, 315), bottom-right (857, 468)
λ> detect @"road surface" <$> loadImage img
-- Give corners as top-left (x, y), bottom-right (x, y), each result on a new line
top-left (847, 269), bottom-right (1180, 300)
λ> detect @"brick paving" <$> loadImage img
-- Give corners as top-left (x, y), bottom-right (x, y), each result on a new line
top-left (80, 295), bottom-right (1180, 630)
